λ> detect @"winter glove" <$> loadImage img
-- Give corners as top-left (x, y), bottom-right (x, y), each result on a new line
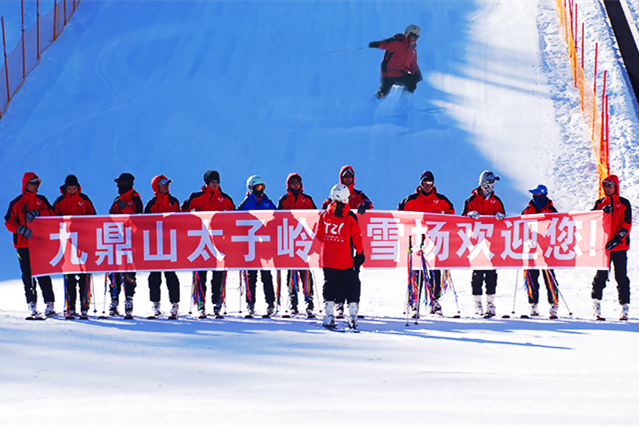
top-left (606, 235), bottom-right (622, 251)
top-left (357, 203), bottom-right (368, 215)
top-left (115, 198), bottom-right (127, 210)
top-left (603, 204), bottom-right (612, 214)
top-left (353, 252), bottom-right (365, 268)
top-left (415, 70), bottom-right (423, 82)
top-left (17, 225), bottom-right (32, 239)
top-left (369, 41), bottom-right (380, 48)
top-left (468, 211), bottom-right (480, 220)
top-left (25, 210), bottom-right (40, 222)
top-left (495, 212), bottom-right (506, 220)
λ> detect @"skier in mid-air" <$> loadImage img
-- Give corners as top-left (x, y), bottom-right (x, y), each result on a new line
top-left (368, 24), bottom-right (422, 99)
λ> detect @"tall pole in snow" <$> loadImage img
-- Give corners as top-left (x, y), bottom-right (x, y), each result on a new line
top-left (21, 0), bottom-right (25, 79)
top-left (37, 0), bottom-right (40, 60)
top-left (2, 17), bottom-right (10, 104)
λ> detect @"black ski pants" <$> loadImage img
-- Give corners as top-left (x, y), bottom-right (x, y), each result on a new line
top-left (17, 247), bottom-right (54, 304)
top-left (592, 250), bottom-right (630, 305)
top-left (525, 269), bottom-right (558, 304)
top-left (377, 74), bottom-right (420, 98)
top-left (149, 271), bottom-right (180, 304)
top-left (287, 270), bottom-right (314, 309)
top-left (246, 270), bottom-right (275, 307)
top-left (64, 273), bottom-right (90, 312)
top-left (195, 270), bottom-right (225, 306)
top-left (323, 267), bottom-right (360, 304)
top-left (109, 272), bottom-right (136, 302)
top-left (471, 269), bottom-right (497, 296)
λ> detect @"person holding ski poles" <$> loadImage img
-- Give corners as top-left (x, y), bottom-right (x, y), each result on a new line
top-left (181, 170), bottom-right (235, 318)
top-left (53, 174), bottom-right (97, 319)
top-left (322, 165), bottom-right (372, 318)
top-left (590, 175), bottom-right (632, 320)
top-left (317, 184), bottom-right (365, 331)
top-left (520, 185), bottom-right (561, 319)
top-left (108, 173), bottom-right (144, 318)
top-left (145, 175), bottom-right (181, 319)
top-left (368, 24), bottom-right (422, 99)
top-left (462, 170), bottom-right (506, 318)
top-left (5, 172), bottom-right (56, 319)
top-left (238, 175), bottom-right (277, 318)
top-left (398, 171), bottom-right (455, 316)
top-left (277, 173), bottom-right (318, 317)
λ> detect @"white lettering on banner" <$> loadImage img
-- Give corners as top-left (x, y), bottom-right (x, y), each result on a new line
top-left (367, 217), bottom-right (404, 261)
top-left (49, 222), bottom-right (87, 266)
top-left (544, 217), bottom-right (583, 260)
top-left (187, 219), bottom-right (224, 262)
top-left (96, 222), bottom-right (133, 266)
top-left (277, 218), bottom-right (315, 262)
top-left (500, 219), bottom-right (539, 260)
top-left (456, 222), bottom-right (495, 260)
top-left (411, 220), bottom-right (450, 261)
top-left (143, 221), bottom-right (177, 262)
top-left (232, 219), bottom-right (271, 262)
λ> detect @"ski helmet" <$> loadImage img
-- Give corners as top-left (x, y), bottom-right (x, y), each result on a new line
top-left (404, 24), bottom-right (421, 38)
top-left (479, 170), bottom-right (500, 184)
top-left (247, 175), bottom-right (265, 190)
top-left (329, 184), bottom-right (350, 204)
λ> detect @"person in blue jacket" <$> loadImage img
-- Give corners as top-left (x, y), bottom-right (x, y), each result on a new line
top-left (238, 175), bottom-right (277, 318)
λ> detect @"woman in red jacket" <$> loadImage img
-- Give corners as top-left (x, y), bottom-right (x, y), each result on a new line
top-left (5, 172), bottom-right (56, 319)
top-left (277, 173), bottom-right (318, 317)
top-left (521, 185), bottom-right (560, 319)
top-left (316, 184), bottom-right (365, 331)
top-left (53, 175), bottom-right (97, 319)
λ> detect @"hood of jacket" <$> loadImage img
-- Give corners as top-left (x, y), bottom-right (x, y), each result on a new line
top-left (22, 172), bottom-right (40, 194)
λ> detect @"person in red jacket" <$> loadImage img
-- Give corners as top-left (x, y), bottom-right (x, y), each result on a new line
top-left (277, 173), bottom-right (318, 317)
top-left (521, 185), bottom-right (560, 319)
top-left (181, 170), bottom-right (235, 318)
top-left (462, 170), bottom-right (506, 318)
top-left (369, 24), bottom-right (422, 99)
top-left (5, 172), bottom-right (56, 319)
top-left (322, 165), bottom-right (372, 318)
top-left (398, 171), bottom-right (455, 316)
top-left (591, 175), bottom-right (632, 320)
top-left (108, 173), bottom-right (143, 318)
top-left (316, 184), bottom-right (365, 331)
top-left (53, 174), bottom-right (97, 319)
top-left (145, 175), bottom-right (181, 319)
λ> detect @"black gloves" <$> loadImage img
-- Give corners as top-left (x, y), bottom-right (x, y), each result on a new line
top-left (415, 70), bottom-right (423, 82)
top-left (606, 235), bottom-right (621, 251)
top-left (25, 210), bottom-right (40, 222)
top-left (357, 203), bottom-right (367, 214)
top-left (17, 225), bottom-right (32, 239)
top-left (115, 198), bottom-right (127, 210)
top-left (603, 204), bottom-right (612, 214)
top-left (369, 41), bottom-right (380, 48)
top-left (353, 252), bottom-right (365, 268)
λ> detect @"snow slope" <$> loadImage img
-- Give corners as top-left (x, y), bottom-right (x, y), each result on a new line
top-left (1, 0), bottom-right (639, 424)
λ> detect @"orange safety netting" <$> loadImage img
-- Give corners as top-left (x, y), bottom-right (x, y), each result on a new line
top-left (0, 0), bottom-right (80, 119)
top-left (555, 0), bottom-right (610, 198)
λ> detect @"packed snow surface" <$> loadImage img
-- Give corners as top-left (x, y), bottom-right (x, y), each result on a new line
top-left (1, 0), bottom-right (639, 424)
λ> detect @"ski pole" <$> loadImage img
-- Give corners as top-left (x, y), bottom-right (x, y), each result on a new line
top-left (90, 274), bottom-right (97, 315)
top-left (330, 46), bottom-right (364, 54)
top-left (311, 269), bottom-right (323, 313)
top-left (446, 270), bottom-right (461, 318)
top-left (557, 286), bottom-right (573, 317)
top-left (101, 273), bottom-right (108, 317)
top-left (511, 269), bottom-right (520, 317)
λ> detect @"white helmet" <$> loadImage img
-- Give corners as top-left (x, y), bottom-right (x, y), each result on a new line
top-left (404, 24), bottom-right (421, 38)
top-left (247, 175), bottom-right (265, 190)
top-left (329, 184), bottom-right (350, 204)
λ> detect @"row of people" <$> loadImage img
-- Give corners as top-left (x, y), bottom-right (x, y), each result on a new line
top-left (4, 166), bottom-right (631, 323)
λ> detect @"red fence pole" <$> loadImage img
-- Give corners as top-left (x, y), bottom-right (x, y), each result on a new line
top-left (21, 0), bottom-right (26, 79)
top-left (37, 0), bottom-right (40, 60)
top-left (581, 22), bottom-right (584, 70)
top-left (592, 43), bottom-right (598, 139)
top-left (600, 70), bottom-right (607, 147)
top-left (64, 0), bottom-right (67, 26)
top-left (2, 17), bottom-right (11, 104)
top-left (53, 0), bottom-right (57, 40)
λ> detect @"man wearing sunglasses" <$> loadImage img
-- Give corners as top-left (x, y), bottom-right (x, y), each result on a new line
top-left (591, 175), bottom-right (632, 320)
top-left (369, 24), bottom-right (423, 99)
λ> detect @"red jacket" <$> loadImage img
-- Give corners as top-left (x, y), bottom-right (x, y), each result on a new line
top-left (277, 173), bottom-right (317, 210)
top-left (145, 175), bottom-right (180, 214)
top-left (522, 198), bottom-right (558, 215)
top-left (462, 188), bottom-right (506, 216)
top-left (593, 174), bottom-right (632, 252)
top-left (374, 34), bottom-right (420, 78)
top-left (53, 184), bottom-right (97, 216)
top-left (322, 165), bottom-right (373, 211)
top-left (181, 186), bottom-right (235, 212)
top-left (316, 202), bottom-right (363, 269)
top-left (4, 172), bottom-right (54, 248)
top-left (109, 189), bottom-right (143, 215)
top-left (398, 187), bottom-right (455, 214)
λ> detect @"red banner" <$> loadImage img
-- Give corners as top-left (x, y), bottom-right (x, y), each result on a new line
top-left (28, 210), bottom-right (609, 277)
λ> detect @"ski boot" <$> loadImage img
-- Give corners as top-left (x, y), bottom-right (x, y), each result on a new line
top-left (197, 305), bottom-right (207, 319)
top-left (323, 301), bottom-right (336, 329)
top-left (124, 297), bottom-right (134, 319)
top-left (289, 303), bottom-right (299, 316)
top-left (213, 304), bottom-right (223, 319)
top-left (44, 302), bottom-right (57, 317)
top-left (620, 303), bottom-right (630, 321)
top-left (65, 308), bottom-right (76, 320)
top-left (549, 303), bottom-right (559, 319)
top-left (169, 303), bottom-right (179, 320)
top-left (26, 302), bottom-right (43, 320)
top-left (109, 299), bottom-right (120, 317)
top-left (347, 302), bottom-right (359, 332)
top-left (431, 299), bottom-right (443, 316)
top-left (593, 299), bottom-right (604, 320)
top-left (79, 310), bottom-right (89, 320)
top-left (473, 295), bottom-right (483, 316)
top-left (335, 303), bottom-right (345, 319)
top-left (484, 294), bottom-right (496, 318)
top-left (151, 301), bottom-right (161, 318)
top-left (263, 303), bottom-right (275, 318)
top-left (245, 303), bottom-right (256, 319)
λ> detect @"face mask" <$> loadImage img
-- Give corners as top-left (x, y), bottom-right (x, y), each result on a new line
top-left (480, 181), bottom-right (494, 196)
